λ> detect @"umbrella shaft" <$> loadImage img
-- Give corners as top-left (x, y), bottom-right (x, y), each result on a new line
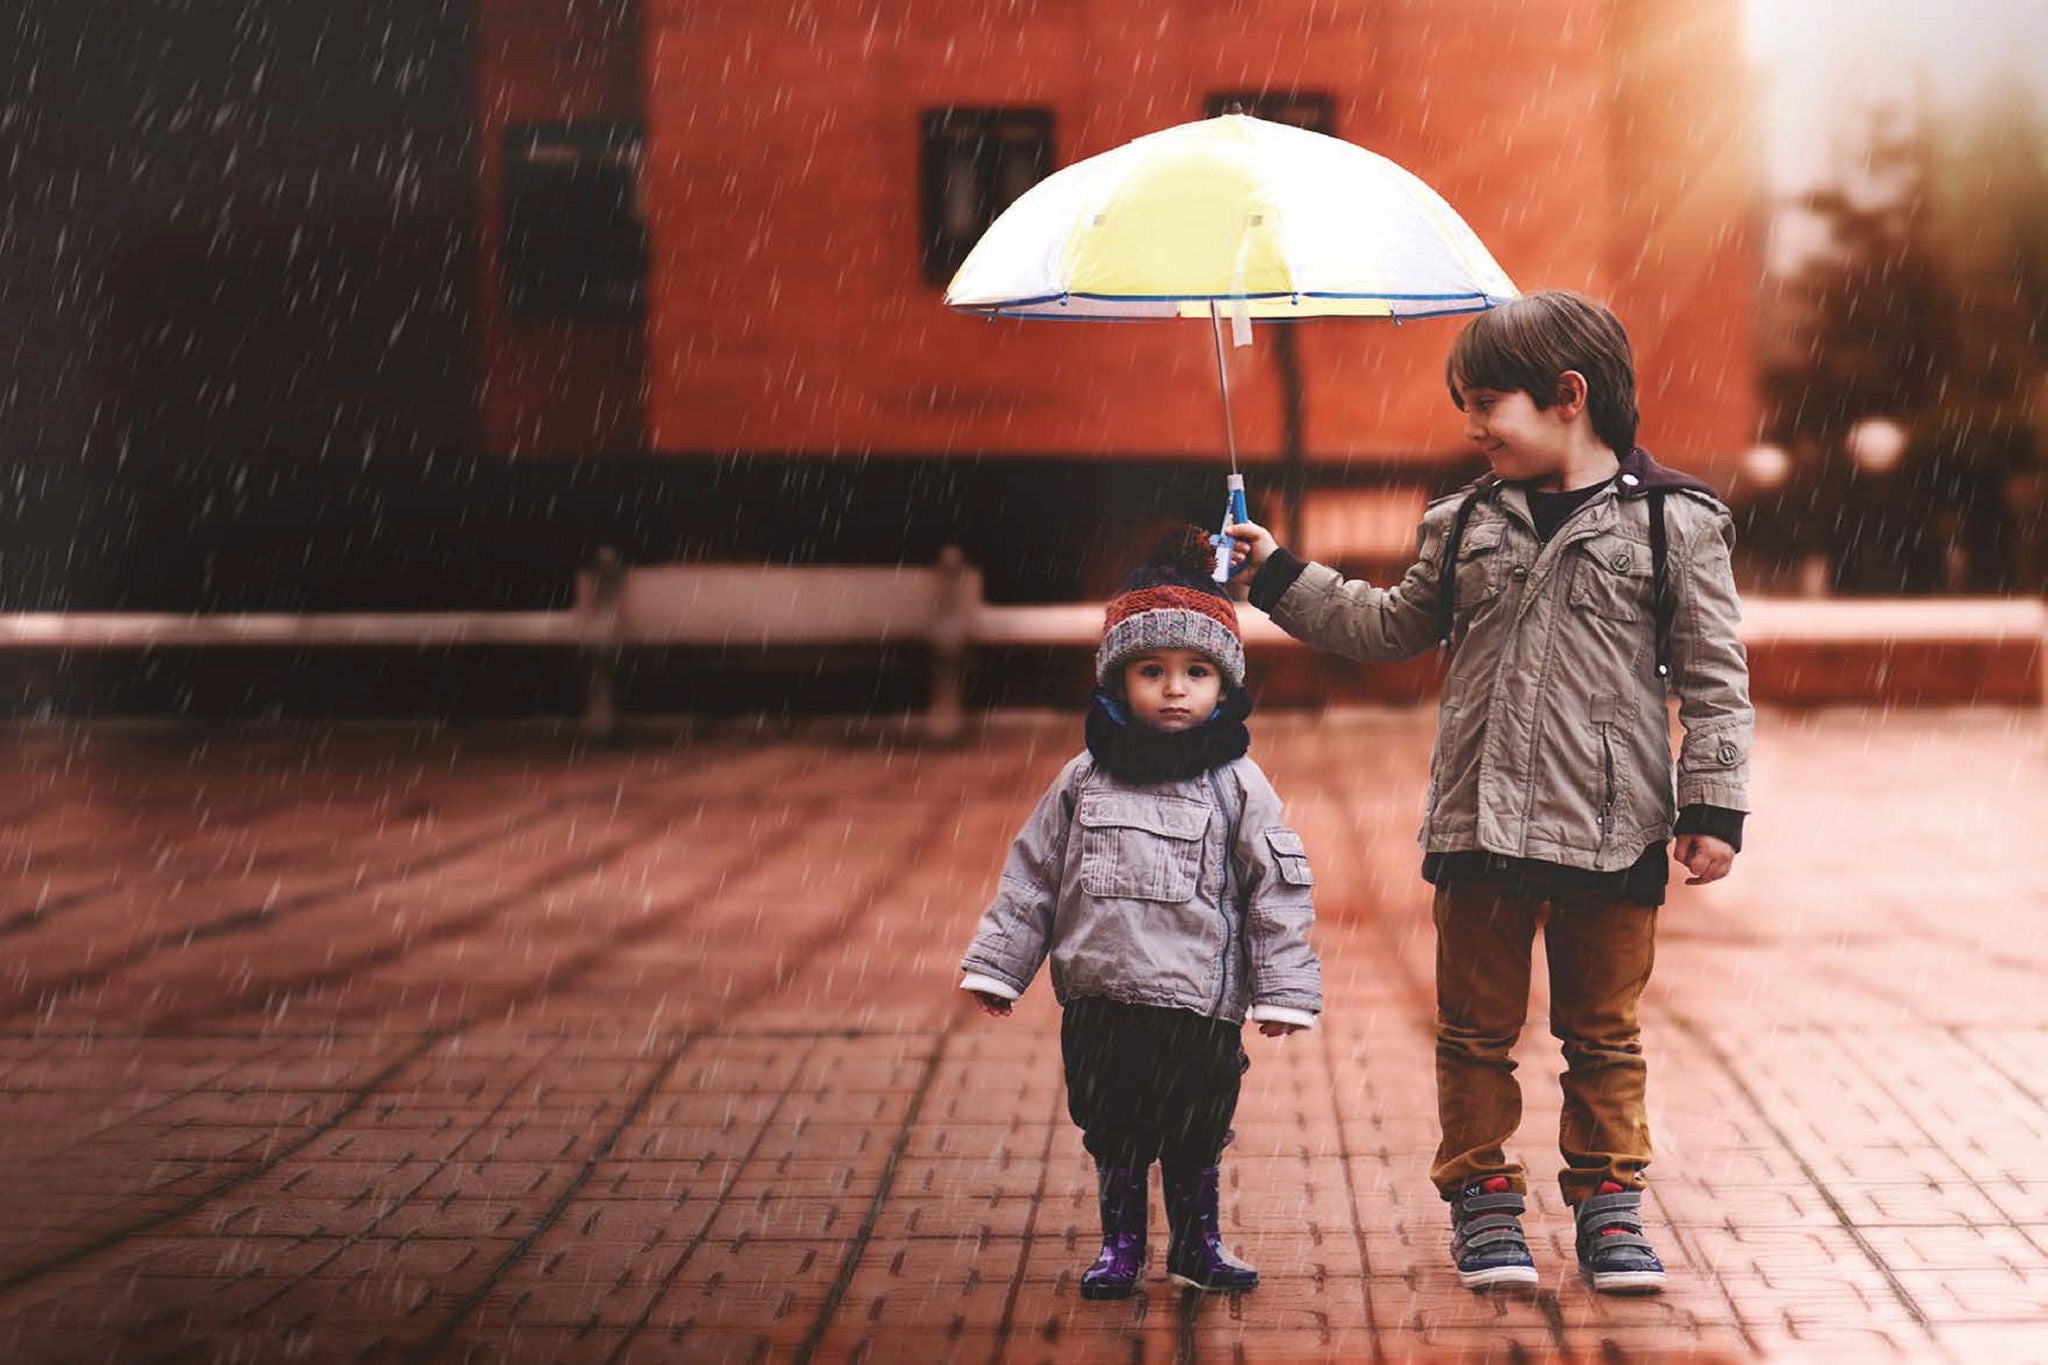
top-left (1208, 302), bottom-right (1239, 475)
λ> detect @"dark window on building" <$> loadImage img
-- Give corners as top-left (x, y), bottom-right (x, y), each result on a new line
top-left (1204, 91), bottom-right (1336, 135)
top-left (502, 120), bottom-right (645, 322)
top-left (920, 108), bottom-right (1054, 287)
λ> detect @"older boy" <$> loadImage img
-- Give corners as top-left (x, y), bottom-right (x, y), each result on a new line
top-left (1226, 291), bottom-right (1752, 1293)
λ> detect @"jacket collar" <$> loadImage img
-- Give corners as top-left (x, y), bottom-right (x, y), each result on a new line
top-left (1473, 446), bottom-right (1715, 532)
top-left (1612, 446), bottom-right (1718, 499)
top-left (1471, 446), bottom-right (1716, 503)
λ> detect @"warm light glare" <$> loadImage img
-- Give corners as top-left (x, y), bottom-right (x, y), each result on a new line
top-left (1742, 0), bottom-right (2048, 192)
top-left (1847, 417), bottom-right (1909, 475)
top-left (1741, 443), bottom-right (1792, 491)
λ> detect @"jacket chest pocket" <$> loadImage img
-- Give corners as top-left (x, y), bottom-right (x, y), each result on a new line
top-left (1076, 794), bottom-right (1209, 902)
top-left (1453, 521), bottom-right (1509, 610)
top-left (1569, 531), bottom-right (1654, 622)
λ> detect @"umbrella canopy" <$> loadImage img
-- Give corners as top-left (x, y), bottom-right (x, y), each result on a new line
top-left (945, 113), bottom-right (1517, 322)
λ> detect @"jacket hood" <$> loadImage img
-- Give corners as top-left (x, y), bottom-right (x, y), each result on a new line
top-left (1614, 446), bottom-right (1718, 499)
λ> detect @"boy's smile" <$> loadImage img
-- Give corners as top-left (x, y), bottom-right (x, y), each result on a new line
top-left (1121, 648), bottom-right (1223, 733)
top-left (1452, 371), bottom-right (1619, 492)
top-left (1454, 382), bottom-right (1565, 483)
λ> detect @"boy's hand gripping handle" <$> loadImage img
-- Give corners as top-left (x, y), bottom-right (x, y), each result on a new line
top-left (1212, 474), bottom-right (1249, 583)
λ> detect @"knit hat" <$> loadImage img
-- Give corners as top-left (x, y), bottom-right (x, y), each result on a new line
top-left (1095, 526), bottom-right (1246, 691)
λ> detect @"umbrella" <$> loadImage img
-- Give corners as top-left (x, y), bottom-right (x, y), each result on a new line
top-left (944, 112), bottom-right (1518, 577)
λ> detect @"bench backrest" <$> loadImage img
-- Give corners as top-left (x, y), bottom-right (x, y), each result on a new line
top-left (590, 563), bottom-right (971, 647)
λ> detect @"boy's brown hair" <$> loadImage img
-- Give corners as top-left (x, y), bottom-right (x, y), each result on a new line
top-left (1445, 291), bottom-right (1639, 457)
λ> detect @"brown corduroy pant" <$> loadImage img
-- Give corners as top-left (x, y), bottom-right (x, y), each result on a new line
top-left (1428, 883), bottom-right (1658, 1207)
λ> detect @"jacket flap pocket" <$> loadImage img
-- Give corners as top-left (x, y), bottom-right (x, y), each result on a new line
top-left (1076, 794), bottom-right (1207, 841)
top-left (1264, 827), bottom-right (1315, 885)
top-left (1570, 532), bottom-right (1652, 621)
top-left (1575, 530), bottom-right (1652, 577)
top-left (1455, 521), bottom-right (1506, 560)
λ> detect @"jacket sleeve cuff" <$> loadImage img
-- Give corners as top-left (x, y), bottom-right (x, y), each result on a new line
top-left (1247, 1004), bottom-right (1318, 1029)
top-left (1247, 548), bottom-right (1309, 613)
top-left (1675, 804), bottom-right (1746, 852)
top-left (960, 972), bottom-right (1021, 1001)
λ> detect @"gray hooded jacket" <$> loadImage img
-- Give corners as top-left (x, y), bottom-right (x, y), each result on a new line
top-left (1253, 453), bottom-right (1753, 871)
top-left (959, 753), bottom-right (1322, 1022)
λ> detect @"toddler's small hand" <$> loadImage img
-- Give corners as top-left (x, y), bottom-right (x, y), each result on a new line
top-left (1257, 1020), bottom-right (1306, 1038)
top-left (968, 990), bottom-right (1013, 1017)
top-left (1673, 834), bottom-right (1735, 886)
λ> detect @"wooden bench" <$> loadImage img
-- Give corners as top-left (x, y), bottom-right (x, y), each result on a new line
top-left (0, 548), bottom-right (987, 740)
top-left (2, 552), bottom-right (2042, 728)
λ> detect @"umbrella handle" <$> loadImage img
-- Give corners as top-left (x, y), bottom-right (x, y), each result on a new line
top-left (1211, 474), bottom-right (1250, 583)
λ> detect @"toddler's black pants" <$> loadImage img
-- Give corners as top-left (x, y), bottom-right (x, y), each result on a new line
top-left (1060, 996), bottom-right (1247, 1170)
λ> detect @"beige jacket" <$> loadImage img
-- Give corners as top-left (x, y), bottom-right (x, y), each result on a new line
top-left (1253, 457), bottom-right (1753, 871)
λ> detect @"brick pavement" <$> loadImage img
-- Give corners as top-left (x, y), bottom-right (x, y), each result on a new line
top-left (1, 709), bottom-right (2045, 1362)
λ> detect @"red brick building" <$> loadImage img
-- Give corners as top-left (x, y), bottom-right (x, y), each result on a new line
top-left (478, 0), bottom-right (1758, 514)
top-left (2, 0), bottom-right (1762, 714)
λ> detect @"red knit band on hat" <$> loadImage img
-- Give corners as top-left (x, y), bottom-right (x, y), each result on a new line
top-left (1102, 584), bottom-right (1239, 635)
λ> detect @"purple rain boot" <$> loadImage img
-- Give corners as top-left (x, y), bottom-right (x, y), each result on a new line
top-left (1078, 1164), bottom-right (1148, 1299)
top-left (1162, 1163), bottom-right (1259, 1292)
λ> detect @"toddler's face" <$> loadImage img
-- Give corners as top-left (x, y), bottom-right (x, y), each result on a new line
top-left (1120, 649), bottom-right (1224, 733)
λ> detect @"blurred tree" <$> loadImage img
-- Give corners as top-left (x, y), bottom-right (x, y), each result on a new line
top-left (1751, 85), bottom-right (2048, 594)
top-left (1928, 71), bottom-right (2048, 387)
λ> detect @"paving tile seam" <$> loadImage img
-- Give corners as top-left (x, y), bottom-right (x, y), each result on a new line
top-left (1819, 1019), bottom-right (2048, 1267)
top-left (0, 879), bottom-right (124, 941)
top-left (10, 1037), bottom-right (304, 1166)
top-left (399, 1036), bottom-right (693, 1362)
top-left (1662, 1007), bottom-right (1940, 1343)
top-left (300, 820), bottom-right (832, 1040)
top-left (1944, 1025), bottom-right (2048, 1114)
top-left (0, 793), bottom-right (603, 1023)
top-left (0, 1030), bottom-right (449, 1296)
top-left (597, 1033), bottom-right (829, 1364)
top-left (1316, 1020), bottom-right (1390, 1364)
top-left (138, 804), bottom-right (749, 1037)
top-left (0, 1026), bottom-right (943, 1044)
top-left (723, 744), bottom-right (1047, 1020)
top-left (982, 1068), bottom-right (1064, 1364)
top-left (289, 740), bottom-right (1039, 1041)
top-left (229, 1045), bottom-right (566, 1327)
top-left (0, 746), bottom-right (828, 1022)
top-left (792, 1019), bottom-right (961, 1365)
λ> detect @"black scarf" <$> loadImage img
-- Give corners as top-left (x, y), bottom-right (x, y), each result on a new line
top-left (1084, 686), bottom-right (1253, 785)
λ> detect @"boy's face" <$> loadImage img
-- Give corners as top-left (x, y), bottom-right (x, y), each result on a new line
top-left (1453, 377), bottom-right (1574, 484)
top-left (1120, 648), bottom-right (1224, 734)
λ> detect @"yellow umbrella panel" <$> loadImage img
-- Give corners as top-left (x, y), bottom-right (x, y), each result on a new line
top-left (944, 114), bottom-right (1518, 577)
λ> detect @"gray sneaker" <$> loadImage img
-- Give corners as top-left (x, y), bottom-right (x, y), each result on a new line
top-left (1449, 1178), bottom-right (1538, 1290)
top-left (1574, 1182), bottom-right (1667, 1293)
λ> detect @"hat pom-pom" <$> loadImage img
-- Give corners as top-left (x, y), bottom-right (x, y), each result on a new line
top-left (1123, 523), bottom-right (1224, 594)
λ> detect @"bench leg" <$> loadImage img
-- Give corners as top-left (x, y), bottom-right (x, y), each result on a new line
top-left (928, 644), bottom-right (965, 744)
top-left (583, 652), bottom-right (618, 740)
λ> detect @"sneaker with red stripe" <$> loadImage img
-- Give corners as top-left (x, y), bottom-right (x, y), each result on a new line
top-left (1574, 1180), bottom-right (1666, 1293)
top-left (1449, 1177), bottom-right (1538, 1290)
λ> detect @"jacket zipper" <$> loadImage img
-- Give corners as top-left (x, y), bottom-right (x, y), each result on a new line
top-left (1597, 725), bottom-right (1616, 840)
top-left (1205, 771), bottom-right (1237, 1015)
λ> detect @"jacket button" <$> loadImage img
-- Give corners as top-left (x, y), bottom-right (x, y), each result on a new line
top-left (1715, 740), bottom-right (1740, 765)
top-left (1511, 564), bottom-right (1529, 581)
top-left (1610, 551), bottom-right (1632, 572)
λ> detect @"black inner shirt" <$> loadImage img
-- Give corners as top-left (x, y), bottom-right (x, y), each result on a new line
top-left (1526, 479), bottom-right (1608, 544)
